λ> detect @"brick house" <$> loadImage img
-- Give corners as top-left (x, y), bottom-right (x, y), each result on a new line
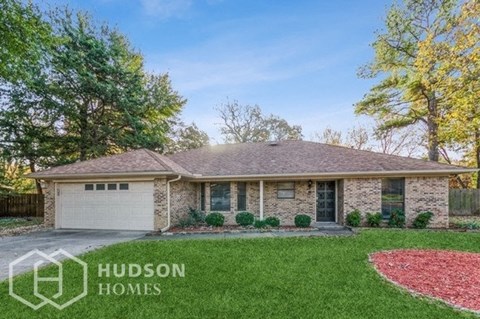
top-left (29, 140), bottom-right (475, 231)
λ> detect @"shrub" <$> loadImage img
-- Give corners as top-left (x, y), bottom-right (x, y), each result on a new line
top-left (188, 207), bottom-right (206, 223)
top-left (265, 216), bottom-right (280, 227)
top-left (254, 220), bottom-right (268, 228)
top-left (235, 211), bottom-right (255, 226)
top-left (388, 209), bottom-right (405, 228)
top-left (451, 218), bottom-right (480, 229)
top-left (346, 210), bottom-right (361, 227)
top-left (177, 208), bottom-right (206, 228)
top-left (294, 214), bottom-right (311, 228)
top-left (366, 212), bottom-right (382, 227)
top-left (413, 211), bottom-right (434, 229)
top-left (205, 212), bottom-right (225, 227)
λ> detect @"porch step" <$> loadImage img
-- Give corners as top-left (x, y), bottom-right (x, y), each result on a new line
top-left (314, 222), bottom-right (347, 230)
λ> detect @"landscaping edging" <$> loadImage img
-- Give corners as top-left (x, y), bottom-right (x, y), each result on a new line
top-left (149, 226), bottom-right (320, 236)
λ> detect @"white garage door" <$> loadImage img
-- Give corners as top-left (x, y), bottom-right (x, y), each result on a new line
top-left (58, 181), bottom-right (154, 231)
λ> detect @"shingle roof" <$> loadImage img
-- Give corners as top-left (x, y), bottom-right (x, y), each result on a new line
top-left (29, 141), bottom-right (475, 179)
top-left (29, 149), bottom-right (192, 178)
top-left (168, 140), bottom-right (473, 177)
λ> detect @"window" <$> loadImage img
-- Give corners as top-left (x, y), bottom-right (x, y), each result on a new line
top-left (210, 182), bottom-right (231, 211)
top-left (96, 184), bottom-right (105, 191)
top-left (277, 182), bottom-right (295, 199)
top-left (84, 184), bottom-right (94, 191)
top-left (119, 183), bottom-right (129, 190)
top-left (107, 183), bottom-right (117, 190)
top-left (200, 183), bottom-right (206, 211)
top-left (237, 182), bottom-right (246, 211)
top-left (381, 178), bottom-right (405, 219)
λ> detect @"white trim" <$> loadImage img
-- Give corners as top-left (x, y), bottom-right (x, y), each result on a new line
top-left (259, 180), bottom-right (264, 220)
top-left (53, 177), bottom-right (156, 183)
top-left (54, 183), bottom-right (60, 229)
top-left (191, 169), bottom-right (476, 181)
top-left (162, 175), bottom-right (182, 232)
top-left (30, 171), bottom-right (194, 180)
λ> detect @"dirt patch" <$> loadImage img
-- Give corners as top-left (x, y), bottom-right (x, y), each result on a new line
top-left (370, 249), bottom-right (480, 314)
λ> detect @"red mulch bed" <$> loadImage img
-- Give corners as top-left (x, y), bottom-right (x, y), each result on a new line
top-left (370, 249), bottom-right (480, 313)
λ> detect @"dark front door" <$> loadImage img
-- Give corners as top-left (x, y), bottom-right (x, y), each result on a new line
top-left (316, 181), bottom-right (336, 222)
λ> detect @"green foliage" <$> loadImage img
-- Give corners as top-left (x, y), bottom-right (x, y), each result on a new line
top-left (388, 209), bottom-right (406, 228)
top-left (177, 208), bottom-right (205, 228)
top-left (294, 214), bottom-right (311, 228)
top-left (265, 216), bottom-right (280, 227)
top-left (366, 212), bottom-right (382, 227)
top-left (253, 219), bottom-right (267, 229)
top-left (235, 211), bottom-right (254, 226)
top-left (346, 210), bottom-right (362, 227)
top-left (451, 217), bottom-right (480, 230)
top-left (205, 212), bottom-right (225, 227)
top-left (412, 211), bottom-right (434, 229)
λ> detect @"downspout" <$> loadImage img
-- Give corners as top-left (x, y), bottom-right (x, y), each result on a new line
top-left (161, 175), bottom-right (182, 233)
top-left (259, 180), bottom-right (264, 220)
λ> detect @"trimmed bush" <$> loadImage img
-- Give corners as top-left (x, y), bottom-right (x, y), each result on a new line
top-left (388, 209), bottom-right (405, 228)
top-left (205, 212), bottom-right (225, 227)
top-left (413, 211), bottom-right (434, 229)
top-left (254, 219), bottom-right (268, 228)
top-left (366, 212), bottom-right (382, 227)
top-left (265, 216), bottom-right (280, 227)
top-left (346, 209), bottom-right (361, 227)
top-left (294, 214), bottom-right (311, 228)
top-left (235, 211), bottom-right (255, 226)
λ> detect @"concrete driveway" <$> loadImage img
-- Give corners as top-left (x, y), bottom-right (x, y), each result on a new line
top-left (0, 229), bottom-right (146, 281)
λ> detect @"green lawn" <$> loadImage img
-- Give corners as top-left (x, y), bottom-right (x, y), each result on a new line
top-left (0, 217), bottom-right (43, 230)
top-left (2, 230), bottom-right (480, 319)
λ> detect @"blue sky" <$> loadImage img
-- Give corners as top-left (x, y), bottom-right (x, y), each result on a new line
top-left (39, 0), bottom-right (392, 143)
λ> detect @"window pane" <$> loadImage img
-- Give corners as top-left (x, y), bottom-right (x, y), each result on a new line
top-left (237, 182), bottom-right (246, 211)
top-left (381, 178), bottom-right (405, 219)
top-left (200, 183), bottom-right (205, 211)
top-left (85, 184), bottom-right (94, 191)
top-left (210, 182), bottom-right (230, 211)
top-left (277, 182), bottom-right (295, 199)
top-left (96, 184), bottom-right (105, 191)
top-left (119, 183), bottom-right (129, 190)
top-left (107, 184), bottom-right (117, 190)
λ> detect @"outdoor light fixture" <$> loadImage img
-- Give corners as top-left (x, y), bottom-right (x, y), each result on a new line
top-left (308, 180), bottom-right (313, 189)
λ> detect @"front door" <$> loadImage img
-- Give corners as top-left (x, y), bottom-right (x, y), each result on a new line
top-left (316, 181), bottom-right (336, 222)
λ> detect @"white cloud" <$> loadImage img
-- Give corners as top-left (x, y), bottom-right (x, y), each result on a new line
top-left (140, 0), bottom-right (193, 19)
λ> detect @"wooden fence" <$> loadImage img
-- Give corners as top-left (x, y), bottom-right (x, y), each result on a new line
top-left (0, 194), bottom-right (44, 218)
top-left (449, 189), bottom-right (480, 216)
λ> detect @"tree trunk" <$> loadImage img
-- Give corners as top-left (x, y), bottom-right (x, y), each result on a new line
top-left (427, 95), bottom-right (440, 162)
top-left (29, 160), bottom-right (43, 195)
top-left (79, 103), bottom-right (89, 161)
top-left (475, 130), bottom-right (480, 189)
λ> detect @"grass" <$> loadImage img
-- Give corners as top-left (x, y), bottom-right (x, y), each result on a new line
top-left (0, 217), bottom-right (43, 230)
top-left (1, 229), bottom-right (480, 318)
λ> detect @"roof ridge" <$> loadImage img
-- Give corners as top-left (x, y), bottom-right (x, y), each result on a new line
top-left (142, 149), bottom-right (170, 171)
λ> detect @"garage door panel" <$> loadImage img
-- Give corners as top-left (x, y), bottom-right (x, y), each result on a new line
top-left (58, 181), bottom-right (154, 231)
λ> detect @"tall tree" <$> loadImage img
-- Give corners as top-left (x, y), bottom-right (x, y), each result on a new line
top-left (216, 100), bottom-right (302, 143)
top-left (164, 119), bottom-right (210, 154)
top-left (356, 0), bottom-right (459, 162)
top-left (417, 0), bottom-right (480, 186)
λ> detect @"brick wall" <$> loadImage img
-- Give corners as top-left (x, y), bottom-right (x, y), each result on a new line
top-left (154, 178), bottom-right (168, 230)
top-left (170, 181), bottom-right (198, 225)
top-left (43, 181), bottom-right (55, 227)
top-left (405, 176), bottom-right (449, 228)
top-left (263, 181), bottom-right (315, 226)
top-left (341, 178), bottom-right (382, 223)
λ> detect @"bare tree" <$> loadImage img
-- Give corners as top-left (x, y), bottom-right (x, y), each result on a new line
top-left (216, 100), bottom-right (302, 143)
top-left (311, 127), bottom-right (343, 146)
top-left (164, 119), bottom-right (210, 154)
top-left (373, 123), bottom-right (424, 157)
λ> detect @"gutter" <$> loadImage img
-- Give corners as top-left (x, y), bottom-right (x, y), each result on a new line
top-left (161, 175), bottom-right (182, 233)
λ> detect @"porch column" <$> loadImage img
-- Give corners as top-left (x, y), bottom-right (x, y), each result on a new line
top-left (259, 180), bottom-right (264, 220)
